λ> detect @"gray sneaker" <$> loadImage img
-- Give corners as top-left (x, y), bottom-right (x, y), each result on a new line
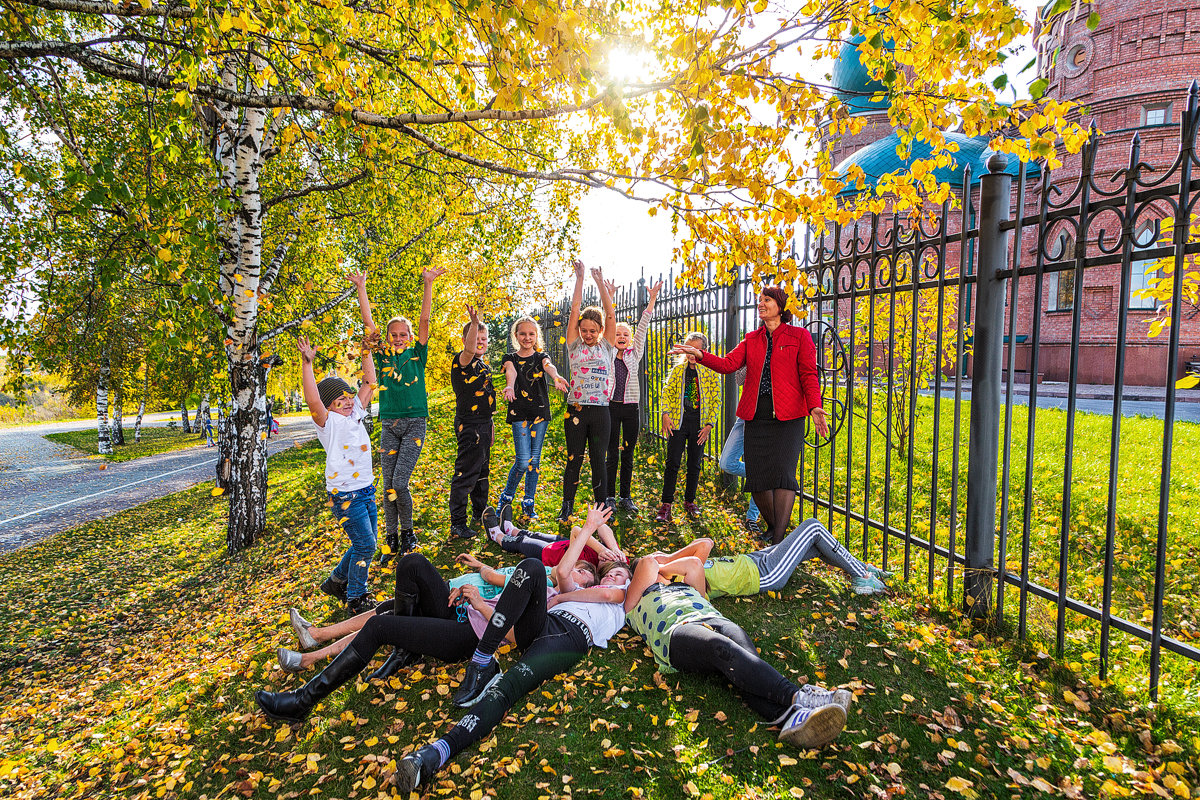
top-left (851, 574), bottom-right (889, 595)
top-left (777, 703), bottom-right (847, 749)
top-left (290, 608), bottom-right (318, 650)
top-left (277, 647), bottom-right (304, 674)
top-left (796, 685), bottom-right (853, 712)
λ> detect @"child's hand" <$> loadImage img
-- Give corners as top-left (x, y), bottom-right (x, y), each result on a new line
top-left (584, 502), bottom-right (612, 529)
top-left (297, 336), bottom-right (317, 364)
top-left (456, 553), bottom-right (484, 569)
top-left (602, 277), bottom-right (617, 297)
top-left (590, 267), bottom-right (604, 287)
top-left (647, 280), bottom-right (664, 303)
top-left (421, 266), bottom-right (445, 283)
top-left (698, 424), bottom-right (712, 446)
top-left (553, 375), bottom-right (569, 392)
top-left (503, 386), bottom-right (516, 401)
top-left (348, 272), bottom-right (367, 289)
top-left (466, 304), bottom-right (481, 330)
top-left (661, 414), bottom-right (675, 438)
top-left (572, 258), bottom-right (586, 280)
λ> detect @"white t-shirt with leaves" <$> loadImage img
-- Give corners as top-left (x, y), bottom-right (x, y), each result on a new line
top-left (314, 397), bottom-right (374, 493)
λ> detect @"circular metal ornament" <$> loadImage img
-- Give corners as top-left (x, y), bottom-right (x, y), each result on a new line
top-left (803, 319), bottom-right (850, 449)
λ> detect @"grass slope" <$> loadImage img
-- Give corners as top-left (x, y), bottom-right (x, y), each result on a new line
top-left (45, 426), bottom-right (208, 462)
top-left (2, 389), bottom-right (1198, 800)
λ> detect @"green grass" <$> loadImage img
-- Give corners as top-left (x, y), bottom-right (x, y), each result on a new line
top-left (1, 387), bottom-right (1198, 799)
top-left (44, 426), bottom-right (207, 462)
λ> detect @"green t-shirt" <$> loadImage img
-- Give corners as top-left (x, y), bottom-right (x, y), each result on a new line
top-left (627, 583), bottom-right (721, 673)
top-left (703, 555), bottom-right (760, 599)
top-left (374, 341), bottom-right (428, 419)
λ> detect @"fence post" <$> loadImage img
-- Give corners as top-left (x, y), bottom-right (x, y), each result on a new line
top-left (963, 153), bottom-right (1012, 619)
top-left (636, 276), bottom-right (649, 432)
top-left (720, 267), bottom-right (741, 490)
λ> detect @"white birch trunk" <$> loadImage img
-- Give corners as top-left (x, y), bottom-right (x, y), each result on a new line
top-left (180, 399), bottom-right (191, 433)
top-left (96, 356), bottom-right (113, 455)
top-left (111, 390), bottom-right (125, 446)
top-left (134, 398), bottom-right (145, 443)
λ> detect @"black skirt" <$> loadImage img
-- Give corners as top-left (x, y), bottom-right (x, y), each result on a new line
top-left (743, 417), bottom-right (806, 493)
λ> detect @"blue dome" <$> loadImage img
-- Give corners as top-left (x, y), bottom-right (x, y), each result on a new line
top-left (835, 132), bottom-right (1040, 194)
top-left (831, 36), bottom-right (890, 116)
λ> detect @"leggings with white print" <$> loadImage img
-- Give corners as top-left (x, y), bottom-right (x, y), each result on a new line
top-left (748, 517), bottom-right (870, 591)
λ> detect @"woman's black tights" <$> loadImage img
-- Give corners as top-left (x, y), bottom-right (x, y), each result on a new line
top-left (752, 488), bottom-right (797, 545)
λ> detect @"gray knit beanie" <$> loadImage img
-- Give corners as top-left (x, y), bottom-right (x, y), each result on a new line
top-left (317, 376), bottom-right (353, 409)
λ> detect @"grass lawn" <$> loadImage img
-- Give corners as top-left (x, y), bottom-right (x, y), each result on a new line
top-left (2, 387), bottom-right (1198, 799)
top-left (45, 426), bottom-right (208, 462)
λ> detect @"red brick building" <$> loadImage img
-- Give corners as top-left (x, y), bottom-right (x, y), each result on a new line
top-left (825, 0), bottom-right (1200, 385)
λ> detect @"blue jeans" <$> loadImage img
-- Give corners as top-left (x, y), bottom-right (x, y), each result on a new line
top-left (718, 419), bottom-right (760, 522)
top-left (501, 418), bottom-right (549, 504)
top-left (329, 484), bottom-right (378, 600)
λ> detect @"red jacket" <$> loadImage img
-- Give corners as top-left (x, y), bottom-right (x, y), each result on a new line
top-left (699, 324), bottom-right (822, 422)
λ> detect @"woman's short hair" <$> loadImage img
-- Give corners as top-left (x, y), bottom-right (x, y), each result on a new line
top-left (760, 286), bottom-right (794, 324)
top-left (509, 316), bottom-right (545, 352)
top-left (578, 306), bottom-right (604, 330)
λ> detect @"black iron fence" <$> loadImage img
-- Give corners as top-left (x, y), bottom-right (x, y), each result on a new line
top-left (534, 82), bottom-right (1200, 698)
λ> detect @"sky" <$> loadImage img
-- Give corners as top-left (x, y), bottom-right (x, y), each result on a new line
top-left (574, 0), bottom-right (1045, 294)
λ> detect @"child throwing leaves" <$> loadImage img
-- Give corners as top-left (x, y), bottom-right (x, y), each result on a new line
top-left (656, 332), bottom-right (721, 523)
top-left (448, 305), bottom-right (497, 539)
top-left (297, 326), bottom-right (379, 617)
top-left (498, 316), bottom-right (568, 520)
top-left (351, 268), bottom-right (442, 564)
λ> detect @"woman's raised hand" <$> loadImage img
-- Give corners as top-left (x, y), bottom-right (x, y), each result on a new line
top-left (669, 343), bottom-right (702, 359)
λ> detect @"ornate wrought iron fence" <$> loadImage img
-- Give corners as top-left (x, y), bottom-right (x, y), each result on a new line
top-left (532, 82), bottom-right (1200, 697)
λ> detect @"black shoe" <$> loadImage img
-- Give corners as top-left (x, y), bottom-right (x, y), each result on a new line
top-left (481, 505), bottom-right (500, 534)
top-left (255, 646), bottom-right (369, 724)
top-left (319, 576), bottom-right (347, 603)
top-left (393, 744), bottom-right (442, 792)
top-left (452, 657), bottom-right (501, 707)
top-left (400, 528), bottom-right (418, 554)
top-left (499, 502), bottom-right (514, 532)
top-left (380, 532), bottom-right (399, 567)
top-left (617, 497), bottom-right (638, 515)
top-left (450, 523), bottom-right (477, 539)
top-left (556, 503), bottom-right (572, 524)
top-left (604, 497), bottom-right (616, 512)
top-left (392, 590), bottom-right (418, 618)
top-left (346, 595), bottom-right (378, 616)
top-left (744, 517), bottom-right (762, 534)
top-left (368, 647), bottom-right (417, 681)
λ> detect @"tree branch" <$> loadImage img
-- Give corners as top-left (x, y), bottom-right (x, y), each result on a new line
top-left (262, 169), bottom-right (370, 210)
top-left (258, 232), bottom-right (295, 296)
top-left (258, 287), bottom-right (354, 343)
top-left (11, 0), bottom-right (195, 17)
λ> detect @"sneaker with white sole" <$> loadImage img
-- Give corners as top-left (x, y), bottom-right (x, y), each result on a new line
top-left (777, 703), bottom-right (847, 749)
top-left (850, 574), bottom-right (889, 595)
top-left (865, 563), bottom-right (893, 579)
top-left (290, 608), bottom-right (318, 650)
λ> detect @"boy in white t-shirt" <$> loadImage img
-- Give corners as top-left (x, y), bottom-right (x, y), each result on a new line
top-left (298, 333), bottom-right (379, 616)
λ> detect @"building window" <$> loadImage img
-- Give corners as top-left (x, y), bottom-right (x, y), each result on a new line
top-left (1047, 231), bottom-right (1075, 312)
top-left (1129, 224), bottom-right (1159, 309)
top-left (1143, 104), bottom-right (1171, 126)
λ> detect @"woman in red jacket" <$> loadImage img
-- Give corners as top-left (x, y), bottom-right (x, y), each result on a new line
top-left (671, 287), bottom-right (828, 544)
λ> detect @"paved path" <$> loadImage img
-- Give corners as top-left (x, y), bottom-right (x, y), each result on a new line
top-left (0, 415), bottom-right (316, 554)
top-left (922, 383), bottom-right (1200, 423)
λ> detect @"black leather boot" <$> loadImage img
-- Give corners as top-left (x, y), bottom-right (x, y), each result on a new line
top-left (380, 531), bottom-right (399, 566)
top-left (368, 648), bottom-right (417, 681)
top-left (255, 646), bottom-right (368, 724)
top-left (393, 744), bottom-right (442, 791)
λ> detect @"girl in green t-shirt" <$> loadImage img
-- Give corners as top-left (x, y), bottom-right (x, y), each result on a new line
top-left (623, 556), bottom-right (850, 749)
top-left (352, 268), bottom-right (443, 562)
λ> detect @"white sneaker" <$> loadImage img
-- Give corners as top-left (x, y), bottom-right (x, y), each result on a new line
top-left (778, 703), bottom-right (847, 749)
top-left (851, 574), bottom-right (889, 595)
top-left (796, 685), bottom-right (853, 712)
top-left (290, 608), bottom-right (318, 650)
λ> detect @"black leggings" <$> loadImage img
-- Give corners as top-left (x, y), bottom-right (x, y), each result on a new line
top-left (662, 415), bottom-right (703, 504)
top-left (496, 528), bottom-right (564, 560)
top-left (562, 404), bottom-right (610, 510)
top-left (666, 618), bottom-right (797, 721)
top-left (393, 553), bottom-right (452, 616)
top-left (441, 559), bottom-right (590, 757)
top-left (605, 402), bottom-right (640, 498)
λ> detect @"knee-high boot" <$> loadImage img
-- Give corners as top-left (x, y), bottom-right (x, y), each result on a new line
top-left (255, 646), bottom-right (368, 724)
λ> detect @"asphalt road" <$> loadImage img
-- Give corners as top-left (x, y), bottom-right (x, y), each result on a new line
top-left (0, 414), bottom-right (316, 554)
top-left (922, 387), bottom-right (1200, 423)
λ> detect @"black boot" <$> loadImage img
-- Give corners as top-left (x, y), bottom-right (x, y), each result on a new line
top-left (392, 590), bottom-right (418, 618)
top-left (380, 531), bottom-right (399, 566)
top-left (400, 528), bottom-right (418, 554)
top-left (368, 648), bottom-right (417, 681)
top-left (393, 744), bottom-right (442, 792)
top-left (319, 576), bottom-right (347, 603)
top-left (255, 646), bottom-right (368, 724)
top-left (452, 657), bottom-right (501, 707)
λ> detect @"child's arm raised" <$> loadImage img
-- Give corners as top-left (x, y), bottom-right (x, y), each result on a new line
top-left (565, 259), bottom-right (585, 348)
top-left (593, 268), bottom-right (618, 345)
top-left (356, 300), bottom-right (377, 410)
top-left (349, 272), bottom-right (376, 338)
top-left (554, 503), bottom-right (612, 590)
top-left (632, 279), bottom-right (663, 360)
top-left (417, 267), bottom-right (444, 345)
top-left (458, 304), bottom-right (482, 368)
top-left (297, 336), bottom-right (328, 427)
